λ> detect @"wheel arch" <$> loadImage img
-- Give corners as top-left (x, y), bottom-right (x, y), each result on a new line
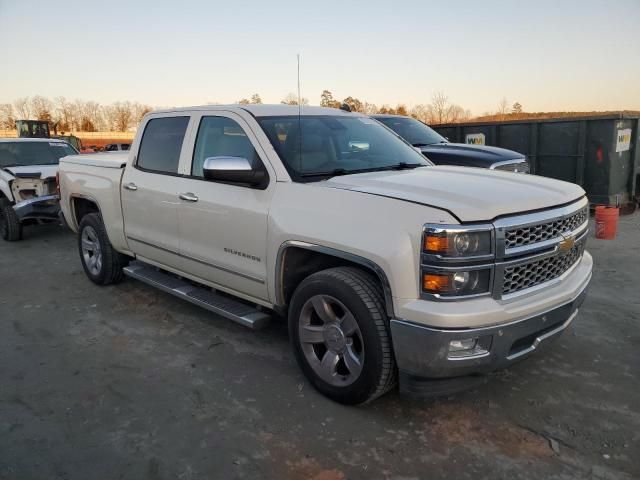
top-left (70, 194), bottom-right (101, 228)
top-left (275, 241), bottom-right (395, 318)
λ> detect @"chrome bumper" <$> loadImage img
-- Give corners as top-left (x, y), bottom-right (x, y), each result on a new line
top-left (13, 194), bottom-right (60, 221)
top-left (390, 282), bottom-right (588, 381)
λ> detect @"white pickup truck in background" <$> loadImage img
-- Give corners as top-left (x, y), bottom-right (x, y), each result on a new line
top-left (0, 138), bottom-right (76, 241)
top-left (58, 105), bottom-right (592, 404)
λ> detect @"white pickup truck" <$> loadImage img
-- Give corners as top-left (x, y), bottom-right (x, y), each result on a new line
top-left (58, 105), bottom-right (592, 404)
top-left (1, 138), bottom-right (77, 241)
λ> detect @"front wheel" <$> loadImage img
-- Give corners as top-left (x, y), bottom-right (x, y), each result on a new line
top-left (0, 200), bottom-right (22, 241)
top-left (78, 213), bottom-right (128, 285)
top-left (289, 267), bottom-right (397, 405)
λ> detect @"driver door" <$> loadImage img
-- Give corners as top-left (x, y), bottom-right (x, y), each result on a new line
top-left (175, 112), bottom-right (274, 301)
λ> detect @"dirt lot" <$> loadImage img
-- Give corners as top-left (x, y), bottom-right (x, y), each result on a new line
top-left (1, 214), bottom-right (638, 480)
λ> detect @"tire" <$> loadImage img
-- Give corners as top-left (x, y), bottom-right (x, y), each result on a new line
top-left (0, 200), bottom-right (22, 241)
top-left (78, 213), bottom-right (129, 285)
top-left (289, 267), bottom-right (397, 405)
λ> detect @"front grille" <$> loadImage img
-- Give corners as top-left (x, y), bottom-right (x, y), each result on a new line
top-left (502, 242), bottom-right (585, 295)
top-left (505, 206), bottom-right (588, 249)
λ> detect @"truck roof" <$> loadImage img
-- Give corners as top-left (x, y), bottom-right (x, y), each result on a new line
top-left (370, 114), bottom-right (408, 119)
top-left (150, 104), bottom-right (360, 118)
top-left (0, 138), bottom-right (70, 143)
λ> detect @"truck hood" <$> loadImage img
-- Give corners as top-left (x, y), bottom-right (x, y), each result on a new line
top-left (419, 143), bottom-right (524, 165)
top-left (3, 165), bottom-right (58, 180)
top-left (317, 166), bottom-right (585, 222)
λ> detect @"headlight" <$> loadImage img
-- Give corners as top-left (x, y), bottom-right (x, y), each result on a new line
top-left (423, 225), bottom-right (493, 259)
top-left (422, 268), bottom-right (492, 297)
top-left (421, 224), bottom-right (495, 300)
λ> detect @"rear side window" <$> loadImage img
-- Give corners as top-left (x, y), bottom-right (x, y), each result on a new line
top-left (137, 117), bottom-right (189, 174)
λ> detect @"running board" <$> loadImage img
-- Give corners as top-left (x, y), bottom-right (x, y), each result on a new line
top-left (123, 262), bottom-right (270, 329)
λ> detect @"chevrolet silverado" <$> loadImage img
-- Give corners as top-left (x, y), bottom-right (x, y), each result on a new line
top-left (58, 105), bottom-right (592, 404)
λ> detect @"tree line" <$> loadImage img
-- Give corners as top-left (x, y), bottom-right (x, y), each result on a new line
top-left (0, 92), bottom-right (525, 132)
top-left (0, 96), bottom-right (152, 133)
top-left (235, 90), bottom-right (474, 125)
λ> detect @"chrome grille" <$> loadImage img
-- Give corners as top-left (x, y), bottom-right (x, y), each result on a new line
top-left (505, 206), bottom-right (588, 249)
top-left (502, 242), bottom-right (585, 295)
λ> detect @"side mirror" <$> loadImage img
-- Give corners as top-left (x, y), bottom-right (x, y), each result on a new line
top-left (202, 156), bottom-right (267, 187)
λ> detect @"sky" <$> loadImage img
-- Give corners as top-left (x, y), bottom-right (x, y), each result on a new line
top-left (1, 0), bottom-right (639, 115)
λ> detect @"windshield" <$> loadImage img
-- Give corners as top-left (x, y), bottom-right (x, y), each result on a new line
top-left (375, 117), bottom-right (447, 146)
top-left (257, 115), bottom-right (431, 181)
top-left (0, 141), bottom-right (77, 168)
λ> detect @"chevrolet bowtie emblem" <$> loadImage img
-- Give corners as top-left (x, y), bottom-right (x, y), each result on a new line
top-left (558, 233), bottom-right (576, 252)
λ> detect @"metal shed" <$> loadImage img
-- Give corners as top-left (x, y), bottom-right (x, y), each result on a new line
top-left (432, 114), bottom-right (640, 207)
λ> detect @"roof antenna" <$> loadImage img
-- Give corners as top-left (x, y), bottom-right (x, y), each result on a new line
top-left (297, 53), bottom-right (302, 173)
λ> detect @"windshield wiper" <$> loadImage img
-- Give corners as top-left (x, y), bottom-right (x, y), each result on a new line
top-left (300, 168), bottom-right (350, 179)
top-left (387, 162), bottom-right (425, 170)
top-left (300, 163), bottom-right (425, 179)
top-left (2, 163), bottom-right (24, 169)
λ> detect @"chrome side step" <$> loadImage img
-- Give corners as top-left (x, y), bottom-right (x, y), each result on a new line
top-left (123, 262), bottom-right (270, 329)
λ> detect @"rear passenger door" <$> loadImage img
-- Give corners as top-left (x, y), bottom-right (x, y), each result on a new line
top-left (122, 115), bottom-right (191, 272)
top-left (176, 112), bottom-right (274, 301)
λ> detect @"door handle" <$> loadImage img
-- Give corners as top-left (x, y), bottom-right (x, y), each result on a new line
top-left (123, 182), bottom-right (138, 191)
top-left (179, 192), bottom-right (199, 202)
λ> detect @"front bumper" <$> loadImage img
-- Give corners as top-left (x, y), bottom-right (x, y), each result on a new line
top-left (390, 280), bottom-right (588, 386)
top-left (13, 195), bottom-right (60, 221)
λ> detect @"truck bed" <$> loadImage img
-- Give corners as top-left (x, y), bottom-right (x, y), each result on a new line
top-left (58, 153), bottom-right (129, 252)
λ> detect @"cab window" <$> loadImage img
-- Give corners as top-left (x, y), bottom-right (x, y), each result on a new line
top-left (191, 116), bottom-right (261, 178)
top-left (137, 117), bottom-right (189, 174)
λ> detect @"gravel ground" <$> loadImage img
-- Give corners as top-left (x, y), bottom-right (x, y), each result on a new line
top-left (1, 213), bottom-right (638, 480)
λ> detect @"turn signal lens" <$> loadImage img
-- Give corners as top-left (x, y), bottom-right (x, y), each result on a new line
top-left (424, 235), bottom-right (449, 253)
top-left (423, 228), bottom-right (492, 258)
top-left (422, 269), bottom-right (491, 297)
top-left (423, 273), bottom-right (450, 292)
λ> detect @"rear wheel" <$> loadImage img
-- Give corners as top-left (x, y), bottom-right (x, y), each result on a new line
top-left (0, 200), bottom-right (22, 241)
top-left (289, 267), bottom-right (397, 404)
top-left (78, 213), bottom-right (128, 285)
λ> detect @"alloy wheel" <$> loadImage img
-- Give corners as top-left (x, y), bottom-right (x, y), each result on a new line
top-left (298, 294), bottom-right (365, 387)
top-left (81, 225), bottom-right (103, 275)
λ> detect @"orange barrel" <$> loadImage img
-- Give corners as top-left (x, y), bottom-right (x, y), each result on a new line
top-left (595, 206), bottom-right (619, 240)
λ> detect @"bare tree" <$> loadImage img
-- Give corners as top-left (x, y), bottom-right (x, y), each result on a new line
top-left (0, 104), bottom-right (15, 129)
top-left (430, 92), bottom-right (450, 124)
top-left (30, 96), bottom-right (54, 122)
top-left (237, 98), bottom-right (250, 105)
top-left (13, 97), bottom-right (31, 120)
top-left (512, 102), bottom-right (523, 114)
top-left (281, 93), bottom-right (309, 105)
top-left (250, 94), bottom-right (262, 104)
top-left (361, 102), bottom-right (379, 115)
top-left (497, 97), bottom-right (509, 120)
top-left (105, 102), bottom-right (133, 132)
top-left (410, 104), bottom-right (430, 123)
top-left (54, 97), bottom-right (75, 132)
top-left (84, 101), bottom-right (105, 131)
top-left (131, 103), bottom-right (153, 126)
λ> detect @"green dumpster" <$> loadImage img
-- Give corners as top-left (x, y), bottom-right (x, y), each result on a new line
top-left (433, 114), bottom-right (640, 207)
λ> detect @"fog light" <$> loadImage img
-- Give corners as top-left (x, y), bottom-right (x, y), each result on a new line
top-left (448, 336), bottom-right (491, 359)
